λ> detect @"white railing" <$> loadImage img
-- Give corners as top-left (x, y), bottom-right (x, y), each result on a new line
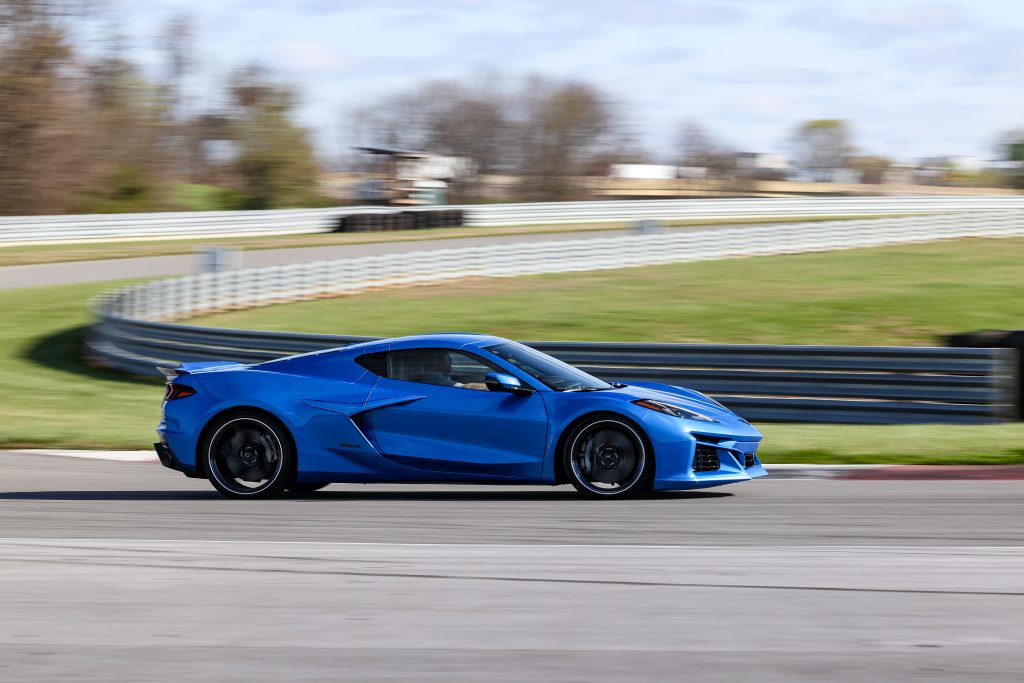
top-left (461, 196), bottom-right (1024, 226)
top-left (4, 195), bottom-right (1024, 246)
top-left (97, 211), bottom-right (1024, 322)
top-left (0, 206), bottom-right (350, 246)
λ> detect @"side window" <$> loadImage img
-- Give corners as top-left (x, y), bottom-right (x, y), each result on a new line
top-left (386, 349), bottom-right (500, 391)
top-left (355, 351), bottom-right (388, 377)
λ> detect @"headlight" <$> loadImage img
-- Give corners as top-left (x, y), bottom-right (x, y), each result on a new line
top-left (633, 399), bottom-right (717, 422)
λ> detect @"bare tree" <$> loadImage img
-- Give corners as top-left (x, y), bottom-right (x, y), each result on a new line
top-left (156, 12), bottom-right (198, 178)
top-left (346, 75), bottom-right (622, 200)
top-left (851, 155), bottom-right (891, 185)
top-left (348, 79), bottom-right (510, 171)
top-left (420, 82), bottom-right (510, 175)
top-left (0, 2), bottom-right (321, 215)
top-left (159, 13), bottom-right (194, 99)
top-left (513, 77), bottom-right (618, 200)
top-left (676, 120), bottom-right (714, 168)
top-left (674, 120), bottom-right (737, 179)
top-left (792, 119), bottom-right (853, 182)
top-left (0, 0), bottom-right (85, 214)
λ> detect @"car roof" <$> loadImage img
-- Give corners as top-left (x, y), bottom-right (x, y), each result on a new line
top-left (332, 333), bottom-right (509, 356)
top-left (259, 333), bottom-right (512, 371)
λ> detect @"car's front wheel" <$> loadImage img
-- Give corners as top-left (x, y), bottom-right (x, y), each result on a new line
top-left (563, 416), bottom-right (651, 499)
top-left (203, 412), bottom-right (294, 499)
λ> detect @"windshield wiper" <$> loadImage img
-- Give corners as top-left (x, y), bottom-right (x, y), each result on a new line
top-left (564, 386), bottom-right (612, 392)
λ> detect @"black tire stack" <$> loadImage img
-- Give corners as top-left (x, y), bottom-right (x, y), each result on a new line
top-left (335, 209), bottom-right (465, 233)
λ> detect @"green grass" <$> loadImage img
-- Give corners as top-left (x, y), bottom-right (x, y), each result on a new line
top-left (0, 281), bottom-right (162, 450)
top-left (756, 424), bottom-right (1024, 464)
top-left (188, 236), bottom-right (1024, 347)
top-left (0, 214), bottom-right (906, 268)
top-left (171, 183), bottom-right (245, 212)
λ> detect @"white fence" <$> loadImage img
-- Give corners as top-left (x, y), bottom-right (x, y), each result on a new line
top-left (6, 195), bottom-right (1024, 246)
top-left (0, 206), bottom-right (346, 246)
top-left (460, 196), bottom-right (1024, 227)
top-left (97, 211), bottom-right (1024, 322)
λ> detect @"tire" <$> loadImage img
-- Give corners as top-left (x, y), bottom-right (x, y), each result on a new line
top-left (202, 412), bottom-right (294, 499)
top-left (397, 211), bottom-right (416, 231)
top-left (562, 415), bottom-right (651, 499)
top-left (287, 483), bottom-right (329, 494)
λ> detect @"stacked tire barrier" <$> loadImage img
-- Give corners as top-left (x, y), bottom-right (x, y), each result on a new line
top-left (948, 329), bottom-right (1024, 419)
top-left (334, 209), bottom-right (465, 233)
top-left (87, 211), bottom-right (1024, 424)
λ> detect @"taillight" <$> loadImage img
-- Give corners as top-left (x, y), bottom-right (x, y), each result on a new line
top-left (164, 383), bottom-right (197, 401)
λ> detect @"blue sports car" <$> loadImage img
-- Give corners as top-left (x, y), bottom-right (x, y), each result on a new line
top-left (155, 334), bottom-right (765, 498)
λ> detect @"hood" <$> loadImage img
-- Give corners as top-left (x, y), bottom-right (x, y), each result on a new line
top-left (610, 382), bottom-right (758, 435)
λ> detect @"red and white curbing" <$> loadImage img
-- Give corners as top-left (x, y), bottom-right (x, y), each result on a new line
top-left (4, 451), bottom-right (1024, 480)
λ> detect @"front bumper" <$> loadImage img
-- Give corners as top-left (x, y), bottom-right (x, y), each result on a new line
top-left (652, 435), bottom-right (768, 491)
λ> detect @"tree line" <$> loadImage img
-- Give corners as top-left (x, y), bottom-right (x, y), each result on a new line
top-left (2, 1), bottom-right (1022, 216)
top-left (0, 1), bottom-right (320, 215)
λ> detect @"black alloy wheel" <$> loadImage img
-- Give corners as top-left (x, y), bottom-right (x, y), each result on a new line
top-left (204, 413), bottom-right (293, 498)
top-left (563, 417), bottom-right (650, 498)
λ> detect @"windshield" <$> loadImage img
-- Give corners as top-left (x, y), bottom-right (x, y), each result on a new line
top-left (485, 342), bottom-right (611, 392)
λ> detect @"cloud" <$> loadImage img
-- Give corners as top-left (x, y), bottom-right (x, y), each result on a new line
top-left (272, 40), bottom-right (350, 74)
top-left (541, 0), bottom-right (748, 26)
top-left (898, 30), bottom-right (1024, 83)
top-left (787, 1), bottom-right (971, 46)
top-left (124, 0), bottom-right (1023, 160)
top-left (710, 65), bottom-right (840, 87)
top-left (629, 45), bottom-right (699, 64)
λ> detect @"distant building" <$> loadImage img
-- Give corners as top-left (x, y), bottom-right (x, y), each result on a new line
top-left (607, 164), bottom-right (710, 180)
top-left (915, 156), bottom-right (987, 185)
top-left (352, 147), bottom-right (475, 206)
top-left (882, 164), bottom-right (915, 185)
top-left (735, 152), bottom-right (791, 180)
top-left (609, 164), bottom-right (679, 180)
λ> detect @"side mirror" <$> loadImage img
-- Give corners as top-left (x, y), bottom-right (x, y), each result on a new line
top-left (485, 372), bottom-right (532, 395)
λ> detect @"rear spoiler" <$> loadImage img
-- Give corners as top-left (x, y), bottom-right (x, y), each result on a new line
top-left (157, 361), bottom-right (243, 379)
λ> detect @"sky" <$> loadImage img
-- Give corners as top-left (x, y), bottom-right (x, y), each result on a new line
top-left (116, 0), bottom-right (1024, 163)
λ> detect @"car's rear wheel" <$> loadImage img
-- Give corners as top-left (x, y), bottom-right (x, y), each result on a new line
top-left (203, 413), bottom-right (293, 499)
top-left (563, 416), bottom-right (651, 499)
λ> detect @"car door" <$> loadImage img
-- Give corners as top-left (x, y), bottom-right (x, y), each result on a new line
top-left (365, 348), bottom-right (549, 479)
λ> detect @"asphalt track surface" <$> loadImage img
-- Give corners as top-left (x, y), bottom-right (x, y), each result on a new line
top-left (1, 452), bottom-right (1022, 681)
top-left (0, 228), bottom-right (631, 290)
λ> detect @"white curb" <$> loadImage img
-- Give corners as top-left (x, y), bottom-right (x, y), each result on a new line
top-left (762, 463), bottom-right (896, 479)
top-left (5, 449), bottom-right (158, 463)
